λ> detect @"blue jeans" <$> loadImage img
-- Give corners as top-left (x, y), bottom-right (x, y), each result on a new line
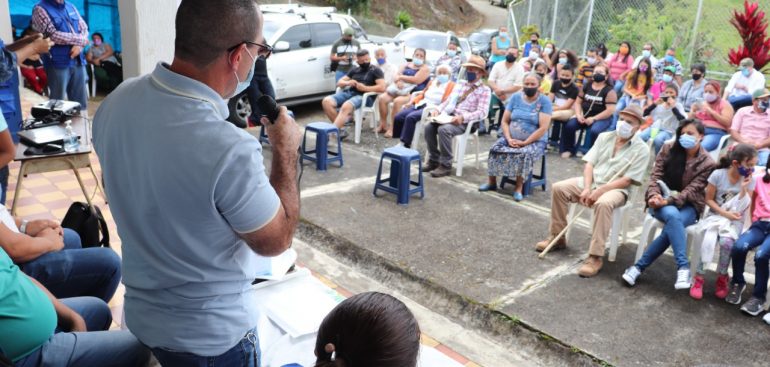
top-left (639, 129), bottom-right (673, 155)
top-left (151, 327), bottom-right (260, 367)
top-left (0, 165), bottom-right (8, 205)
top-left (635, 204), bottom-right (698, 271)
top-left (20, 228), bottom-right (121, 303)
top-left (335, 70), bottom-right (347, 82)
top-left (15, 297), bottom-right (150, 367)
top-left (731, 221), bottom-right (770, 301)
top-left (701, 127), bottom-right (727, 152)
top-left (613, 79), bottom-right (625, 96)
top-left (393, 105), bottom-right (424, 147)
top-left (559, 116), bottom-right (612, 155)
top-left (46, 65), bottom-right (88, 108)
top-left (728, 94), bottom-right (753, 111)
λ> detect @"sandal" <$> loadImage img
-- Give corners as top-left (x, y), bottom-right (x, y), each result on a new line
top-left (384, 131), bottom-right (393, 138)
top-left (374, 127), bottom-right (387, 134)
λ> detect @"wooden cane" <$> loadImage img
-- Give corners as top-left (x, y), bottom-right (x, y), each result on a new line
top-left (538, 155), bottom-right (640, 259)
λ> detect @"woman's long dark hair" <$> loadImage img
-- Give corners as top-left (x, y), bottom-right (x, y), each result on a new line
top-left (716, 143), bottom-right (757, 170)
top-left (629, 58), bottom-right (653, 92)
top-left (763, 151), bottom-right (770, 183)
top-left (314, 292), bottom-right (420, 367)
top-left (663, 119), bottom-right (705, 191)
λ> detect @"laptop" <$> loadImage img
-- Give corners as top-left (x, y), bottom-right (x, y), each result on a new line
top-left (18, 125), bottom-right (77, 146)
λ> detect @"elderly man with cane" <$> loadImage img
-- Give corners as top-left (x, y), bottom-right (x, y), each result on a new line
top-left (536, 104), bottom-right (650, 277)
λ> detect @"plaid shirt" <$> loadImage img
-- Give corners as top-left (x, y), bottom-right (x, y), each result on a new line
top-left (437, 79), bottom-right (491, 124)
top-left (31, 3), bottom-right (89, 47)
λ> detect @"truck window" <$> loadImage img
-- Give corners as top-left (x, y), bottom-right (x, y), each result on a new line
top-left (312, 23), bottom-right (342, 47)
top-left (278, 24), bottom-right (312, 50)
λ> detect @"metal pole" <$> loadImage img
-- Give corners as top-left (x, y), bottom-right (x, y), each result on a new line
top-left (688, 0), bottom-right (705, 66)
top-left (510, 3), bottom-right (520, 48)
top-left (582, 0), bottom-right (595, 56)
top-left (526, 0), bottom-right (532, 26)
top-left (551, 0), bottom-right (559, 41)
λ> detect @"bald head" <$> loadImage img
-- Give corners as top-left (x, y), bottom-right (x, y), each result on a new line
top-left (175, 0), bottom-right (261, 67)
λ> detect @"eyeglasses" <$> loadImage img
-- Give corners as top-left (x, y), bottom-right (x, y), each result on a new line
top-left (227, 41), bottom-right (273, 59)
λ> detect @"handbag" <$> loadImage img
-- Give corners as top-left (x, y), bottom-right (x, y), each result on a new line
top-left (61, 202), bottom-right (110, 247)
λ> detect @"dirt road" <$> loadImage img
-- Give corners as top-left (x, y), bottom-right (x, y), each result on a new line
top-left (467, 0), bottom-right (508, 30)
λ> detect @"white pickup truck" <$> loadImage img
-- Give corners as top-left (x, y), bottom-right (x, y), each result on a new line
top-left (227, 6), bottom-right (406, 125)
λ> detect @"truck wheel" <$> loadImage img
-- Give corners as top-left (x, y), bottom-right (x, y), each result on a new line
top-left (227, 92), bottom-right (251, 128)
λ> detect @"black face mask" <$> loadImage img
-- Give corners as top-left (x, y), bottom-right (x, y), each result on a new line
top-left (359, 62), bottom-right (370, 70)
top-left (592, 73), bottom-right (606, 82)
top-left (531, 40), bottom-right (538, 45)
top-left (692, 73), bottom-right (702, 81)
top-left (505, 54), bottom-right (517, 63)
top-left (560, 78), bottom-right (572, 85)
top-left (536, 72), bottom-right (545, 79)
top-left (523, 87), bottom-right (538, 97)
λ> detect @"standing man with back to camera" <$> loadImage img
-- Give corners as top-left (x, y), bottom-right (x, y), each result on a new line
top-left (93, 0), bottom-right (302, 366)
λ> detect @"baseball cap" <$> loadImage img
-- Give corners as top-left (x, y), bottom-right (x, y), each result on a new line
top-left (751, 88), bottom-right (770, 99)
top-left (343, 27), bottom-right (355, 36)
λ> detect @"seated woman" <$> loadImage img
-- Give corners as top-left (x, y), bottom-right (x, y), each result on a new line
top-left (18, 28), bottom-right (47, 95)
top-left (549, 48), bottom-right (578, 81)
top-left (639, 83), bottom-right (686, 154)
top-left (391, 64), bottom-right (455, 148)
top-left (689, 80), bottom-right (735, 151)
top-left (376, 48), bottom-right (430, 137)
top-left (478, 72), bottom-right (552, 201)
top-left (541, 41), bottom-right (557, 68)
top-left (86, 32), bottom-right (122, 92)
top-left (614, 57), bottom-right (653, 125)
top-left (533, 60), bottom-right (552, 95)
top-left (314, 292), bottom-right (420, 367)
top-left (622, 119), bottom-right (717, 289)
top-left (678, 63), bottom-right (707, 112)
top-left (648, 66), bottom-right (678, 103)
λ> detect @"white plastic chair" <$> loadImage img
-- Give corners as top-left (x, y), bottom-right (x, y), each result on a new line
top-left (350, 91), bottom-right (379, 144)
top-left (636, 213), bottom-right (701, 278)
top-left (451, 109), bottom-right (488, 177)
top-left (410, 105), bottom-right (439, 150)
top-left (709, 135), bottom-right (732, 162)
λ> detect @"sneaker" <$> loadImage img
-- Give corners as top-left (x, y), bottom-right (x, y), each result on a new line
top-left (339, 128), bottom-right (349, 141)
top-left (763, 313), bottom-right (770, 325)
top-left (690, 275), bottom-right (704, 300)
top-left (715, 274), bottom-right (730, 299)
top-left (674, 268), bottom-right (691, 290)
top-left (725, 283), bottom-right (746, 305)
top-left (512, 192), bottom-right (524, 201)
top-left (622, 266), bottom-right (642, 287)
top-left (423, 160), bottom-right (440, 173)
top-left (430, 165), bottom-right (452, 177)
top-left (741, 297), bottom-right (766, 316)
top-left (535, 236), bottom-right (567, 252)
top-left (560, 152), bottom-right (572, 159)
top-left (478, 183), bottom-right (497, 192)
top-left (578, 255), bottom-right (603, 278)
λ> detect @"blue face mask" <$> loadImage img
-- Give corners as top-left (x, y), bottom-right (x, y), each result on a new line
top-left (466, 71), bottom-right (477, 82)
top-left (665, 55), bottom-right (674, 63)
top-left (678, 134), bottom-right (697, 149)
top-left (437, 74), bottom-right (449, 84)
top-left (742, 68), bottom-right (751, 77)
top-left (738, 165), bottom-right (753, 178)
top-left (413, 58), bottom-right (424, 66)
top-left (231, 48), bottom-right (255, 98)
top-left (377, 57), bottom-right (386, 65)
top-left (447, 50), bottom-right (457, 57)
top-left (662, 74), bottom-right (673, 83)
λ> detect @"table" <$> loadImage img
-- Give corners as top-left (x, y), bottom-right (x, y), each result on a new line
top-left (10, 116), bottom-right (104, 215)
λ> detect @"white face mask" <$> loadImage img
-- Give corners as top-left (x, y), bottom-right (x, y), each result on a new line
top-left (616, 120), bottom-right (635, 139)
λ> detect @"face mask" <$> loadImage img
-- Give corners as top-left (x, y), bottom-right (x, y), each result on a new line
top-left (437, 74), bottom-right (449, 84)
top-left (639, 65), bottom-right (648, 72)
top-left (523, 87), bottom-right (538, 97)
top-left (499, 33), bottom-right (507, 39)
top-left (560, 78), bottom-right (572, 85)
top-left (662, 74), bottom-right (673, 83)
top-left (704, 93), bottom-right (718, 103)
top-left (359, 62), bottom-right (371, 70)
top-left (528, 51), bottom-right (537, 60)
top-left (738, 165), bottom-right (752, 178)
top-left (506, 54), bottom-right (517, 63)
top-left (230, 48), bottom-right (255, 98)
top-left (642, 50), bottom-right (651, 58)
top-left (544, 47), bottom-right (553, 54)
top-left (530, 39), bottom-right (538, 45)
top-left (665, 55), bottom-right (674, 63)
top-left (741, 68), bottom-right (751, 77)
top-left (343, 38), bottom-right (352, 44)
top-left (466, 71), bottom-right (477, 82)
top-left (678, 134), bottom-right (697, 149)
top-left (619, 46), bottom-right (629, 55)
top-left (616, 120), bottom-right (635, 139)
top-left (759, 100), bottom-right (769, 112)
top-left (413, 58), bottom-right (424, 66)
top-left (691, 73), bottom-right (702, 81)
top-left (558, 57), bottom-right (567, 65)
top-left (536, 72), bottom-right (545, 79)
top-left (376, 58), bottom-right (386, 65)
top-left (592, 73), bottom-right (606, 82)
top-left (447, 50), bottom-right (457, 57)
top-left (587, 57), bottom-right (596, 65)
top-left (93, 39), bottom-right (102, 46)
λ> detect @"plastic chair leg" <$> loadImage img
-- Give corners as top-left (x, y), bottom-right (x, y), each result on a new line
top-left (455, 137), bottom-right (467, 177)
top-left (608, 208), bottom-right (623, 262)
top-left (354, 110), bottom-right (362, 144)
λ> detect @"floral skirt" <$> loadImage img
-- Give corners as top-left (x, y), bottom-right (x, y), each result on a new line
top-left (487, 139), bottom-right (546, 178)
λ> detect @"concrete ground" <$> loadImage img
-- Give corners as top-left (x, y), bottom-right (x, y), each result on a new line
top-left (266, 101), bottom-right (770, 366)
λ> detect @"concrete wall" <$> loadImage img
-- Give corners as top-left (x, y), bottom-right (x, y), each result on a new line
top-left (118, 0), bottom-right (179, 78)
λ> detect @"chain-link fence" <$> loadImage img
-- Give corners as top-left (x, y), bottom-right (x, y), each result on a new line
top-left (507, 0), bottom-right (752, 80)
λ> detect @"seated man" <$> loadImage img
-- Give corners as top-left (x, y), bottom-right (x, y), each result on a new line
top-left (423, 55), bottom-right (491, 177)
top-left (730, 88), bottom-right (770, 165)
top-left (321, 49), bottom-right (386, 140)
top-left (0, 245), bottom-right (150, 366)
top-left (0, 210), bottom-right (121, 303)
top-left (724, 58), bottom-right (767, 111)
top-left (487, 46), bottom-right (524, 131)
top-left (536, 105), bottom-right (650, 277)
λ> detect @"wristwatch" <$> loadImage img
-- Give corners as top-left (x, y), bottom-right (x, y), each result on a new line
top-left (19, 220), bottom-right (29, 234)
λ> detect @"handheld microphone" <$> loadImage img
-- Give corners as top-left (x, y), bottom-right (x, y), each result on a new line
top-left (256, 95), bottom-right (281, 124)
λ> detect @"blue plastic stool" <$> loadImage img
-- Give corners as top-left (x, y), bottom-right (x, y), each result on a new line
top-left (501, 153), bottom-right (547, 197)
top-left (300, 122), bottom-right (343, 171)
top-left (373, 146), bottom-right (424, 205)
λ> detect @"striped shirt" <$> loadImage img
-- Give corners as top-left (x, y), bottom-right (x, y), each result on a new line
top-left (31, 3), bottom-right (89, 47)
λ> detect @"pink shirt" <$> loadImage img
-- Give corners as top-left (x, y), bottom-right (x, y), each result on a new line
top-left (695, 99), bottom-right (729, 131)
top-left (732, 106), bottom-right (770, 150)
top-left (753, 178), bottom-right (770, 222)
top-left (606, 54), bottom-right (634, 81)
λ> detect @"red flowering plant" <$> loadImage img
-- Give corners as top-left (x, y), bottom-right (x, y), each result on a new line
top-left (728, 1), bottom-right (770, 73)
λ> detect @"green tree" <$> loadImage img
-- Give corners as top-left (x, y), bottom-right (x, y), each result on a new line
top-left (395, 10), bottom-right (412, 29)
top-left (331, 0), bottom-right (370, 15)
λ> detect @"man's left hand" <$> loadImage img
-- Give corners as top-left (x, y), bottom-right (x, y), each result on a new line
top-left (587, 187), bottom-right (605, 207)
top-left (451, 115), bottom-right (464, 125)
top-left (70, 45), bottom-right (82, 59)
top-left (25, 219), bottom-right (61, 237)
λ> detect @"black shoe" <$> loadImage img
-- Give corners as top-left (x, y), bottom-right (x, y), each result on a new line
top-left (430, 164), bottom-right (452, 177)
top-left (339, 129), bottom-right (349, 141)
top-left (741, 297), bottom-right (766, 316)
top-left (423, 160), bottom-right (440, 172)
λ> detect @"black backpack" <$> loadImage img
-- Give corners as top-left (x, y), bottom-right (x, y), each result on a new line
top-left (61, 202), bottom-right (110, 248)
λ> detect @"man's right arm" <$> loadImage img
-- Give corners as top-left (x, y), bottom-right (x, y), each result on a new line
top-left (0, 223), bottom-right (63, 264)
top-left (31, 6), bottom-right (88, 47)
